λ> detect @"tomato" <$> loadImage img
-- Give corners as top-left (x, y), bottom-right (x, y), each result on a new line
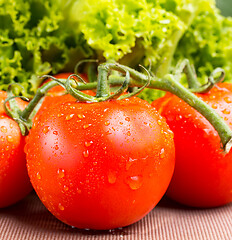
top-left (25, 96), bottom-right (175, 230)
top-left (152, 82), bottom-right (232, 207)
top-left (0, 91), bottom-right (32, 208)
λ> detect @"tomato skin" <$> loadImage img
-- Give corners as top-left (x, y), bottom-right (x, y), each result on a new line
top-left (0, 91), bottom-right (32, 208)
top-left (152, 83), bottom-right (232, 207)
top-left (26, 97), bottom-right (175, 230)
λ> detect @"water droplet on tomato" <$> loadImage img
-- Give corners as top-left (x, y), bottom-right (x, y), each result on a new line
top-left (126, 175), bottom-right (143, 190)
top-left (78, 114), bottom-right (85, 119)
top-left (224, 97), bottom-right (232, 103)
top-left (176, 115), bottom-right (183, 121)
top-left (63, 185), bottom-right (69, 191)
top-left (209, 95), bottom-right (216, 100)
top-left (6, 135), bottom-right (13, 143)
top-left (157, 120), bottom-right (162, 126)
top-left (185, 113), bottom-right (192, 119)
top-left (108, 171), bottom-right (117, 184)
top-left (43, 126), bottom-right (49, 134)
top-left (125, 117), bottom-right (130, 122)
top-left (211, 103), bottom-right (218, 109)
top-left (54, 145), bottom-right (59, 150)
top-left (66, 114), bottom-right (74, 120)
top-left (222, 109), bottom-right (230, 114)
top-left (58, 203), bottom-right (64, 211)
top-left (57, 113), bottom-right (64, 118)
top-left (127, 131), bottom-right (131, 136)
top-left (85, 141), bottom-right (93, 147)
top-left (57, 169), bottom-right (65, 178)
top-left (83, 124), bottom-right (91, 129)
top-left (159, 148), bottom-right (165, 159)
top-left (53, 131), bottom-right (58, 135)
top-left (126, 157), bottom-right (137, 170)
top-left (83, 150), bottom-right (89, 158)
top-left (104, 121), bottom-right (110, 126)
top-left (1, 126), bottom-right (7, 133)
top-left (36, 172), bottom-right (41, 180)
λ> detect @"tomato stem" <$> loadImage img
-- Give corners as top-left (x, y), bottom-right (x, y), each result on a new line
top-left (175, 59), bottom-right (225, 93)
top-left (96, 65), bottom-right (111, 98)
top-left (174, 59), bottom-right (200, 89)
top-left (5, 61), bottom-right (232, 152)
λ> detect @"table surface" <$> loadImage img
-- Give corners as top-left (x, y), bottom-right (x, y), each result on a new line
top-left (0, 192), bottom-right (232, 240)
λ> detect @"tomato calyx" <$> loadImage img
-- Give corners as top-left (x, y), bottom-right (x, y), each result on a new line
top-left (41, 64), bottom-right (150, 103)
top-left (4, 85), bottom-right (31, 136)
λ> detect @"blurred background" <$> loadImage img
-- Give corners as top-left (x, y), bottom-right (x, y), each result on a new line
top-left (216, 0), bottom-right (232, 16)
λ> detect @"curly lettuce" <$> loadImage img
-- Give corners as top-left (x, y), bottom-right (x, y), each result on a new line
top-left (173, 0), bottom-right (232, 84)
top-left (0, 0), bottom-right (92, 97)
top-left (0, 0), bottom-right (232, 101)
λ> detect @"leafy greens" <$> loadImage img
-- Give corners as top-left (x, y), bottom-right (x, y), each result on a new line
top-left (0, 0), bottom-right (232, 101)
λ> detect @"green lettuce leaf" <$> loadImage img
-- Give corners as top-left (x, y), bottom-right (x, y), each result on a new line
top-left (1, 0), bottom-right (232, 101)
top-left (0, 0), bottom-right (91, 97)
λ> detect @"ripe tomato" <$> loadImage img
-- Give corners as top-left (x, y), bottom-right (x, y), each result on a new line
top-left (0, 91), bottom-right (32, 208)
top-left (152, 82), bottom-right (232, 207)
top-left (25, 97), bottom-right (175, 230)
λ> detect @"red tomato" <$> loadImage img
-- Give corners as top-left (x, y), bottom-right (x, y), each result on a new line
top-left (152, 82), bottom-right (232, 207)
top-left (0, 91), bottom-right (32, 208)
top-left (25, 97), bottom-right (175, 230)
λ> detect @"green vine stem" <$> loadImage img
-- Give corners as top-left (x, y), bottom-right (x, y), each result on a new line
top-left (4, 62), bottom-right (232, 153)
top-left (102, 63), bottom-right (232, 153)
top-left (174, 59), bottom-right (225, 93)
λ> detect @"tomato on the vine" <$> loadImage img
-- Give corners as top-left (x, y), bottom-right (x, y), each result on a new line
top-left (25, 96), bottom-right (175, 230)
top-left (152, 82), bottom-right (232, 207)
top-left (0, 91), bottom-right (32, 208)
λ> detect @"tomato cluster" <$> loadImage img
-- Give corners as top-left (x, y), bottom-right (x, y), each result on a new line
top-left (2, 69), bottom-right (232, 230)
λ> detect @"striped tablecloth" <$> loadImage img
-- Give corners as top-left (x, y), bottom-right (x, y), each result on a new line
top-left (0, 192), bottom-right (232, 240)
